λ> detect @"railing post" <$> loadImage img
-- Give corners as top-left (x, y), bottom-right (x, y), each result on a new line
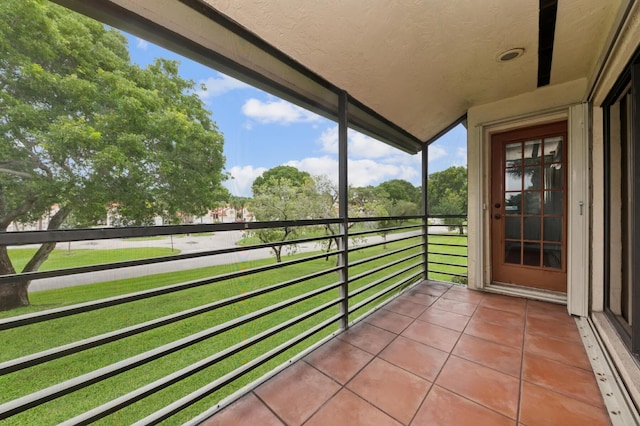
top-left (338, 91), bottom-right (349, 330)
top-left (422, 143), bottom-right (429, 281)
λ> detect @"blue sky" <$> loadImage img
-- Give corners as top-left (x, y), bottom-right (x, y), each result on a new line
top-left (127, 35), bottom-right (467, 197)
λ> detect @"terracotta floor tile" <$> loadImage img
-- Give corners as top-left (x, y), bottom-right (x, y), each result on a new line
top-left (432, 297), bottom-right (478, 316)
top-left (415, 282), bottom-right (451, 297)
top-left (379, 335), bottom-right (448, 381)
top-left (401, 320), bottom-right (461, 352)
top-left (305, 339), bottom-right (374, 384)
top-left (524, 332), bottom-right (592, 370)
top-left (347, 358), bottom-right (431, 424)
top-left (338, 322), bottom-right (396, 355)
top-left (202, 393), bottom-right (284, 426)
top-left (305, 389), bottom-right (401, 426)
top-left (436, 356), bottom-right (520, 419)
top-left (526, 307), bottom-right (577, 327)
top-left (526, 316), bottom-right (582, 343)
top-left (202, 285), bottom-right (614, 426)
top-left (464, 317), bottom-right (524, 348)
top-left (480, 294), bottom-right (527, 315)
top-left (411, 385), bottom-right (516, 426)
top-left (443, 287), bottom-right (486, 304)
top-left (365, 308), bottom-right (414, 334)
top-left (520, 381), bottom-right (611, 426)
top-left (474, 305), bottom-right (525, 329)
top-left (417, 307), bottom-right (470, 332)
top-left (453, 333), bottom-right (522, 377)
top-left (402, 290), bottom-right (439, 306)
top-left (523, 353), bottom-right (604, 407)
top-left (384, 298), bottom-right (429, 318)
top-left (254, 362), bottom-right (339, 425)
top-left (526, 300), bottom-right (569, 318)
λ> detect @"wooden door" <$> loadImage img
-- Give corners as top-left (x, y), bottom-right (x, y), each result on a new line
top-left (491, 121), bottom-right (567, 292)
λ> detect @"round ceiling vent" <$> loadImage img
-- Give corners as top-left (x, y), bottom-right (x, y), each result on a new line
top-left (497, 48), bottom-right (525, 62)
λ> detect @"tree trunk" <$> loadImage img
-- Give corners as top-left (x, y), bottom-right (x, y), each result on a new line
top-left (0, 245), bottom-right (28, 311)
top-left (274, 246), bottom-right (282, 263)
top-left (0, 205), bottom-right (70, 310)
top-left (0, 281), bottom-right (30, 311)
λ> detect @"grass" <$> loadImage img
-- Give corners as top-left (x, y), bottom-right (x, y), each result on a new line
top-left (0, 234), bottom-right (465, 425)
top-left (7, 247), bottom-right (180, 273)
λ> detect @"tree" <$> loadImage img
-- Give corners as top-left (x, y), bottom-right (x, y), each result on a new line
top-left (228, 195), bottom-right (250, 220)
top-left (250, 174), bottom-right (316, 262)
top-left (251, 166), bottom-right (311, 196)
top-left (428, 166), bottom-right (467, 233)
top-left (377, 179), bottom-right (420, 205)
top-left (0, 0), bottom-right (228, 310)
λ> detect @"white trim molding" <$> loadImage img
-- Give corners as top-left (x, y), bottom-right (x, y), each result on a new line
top-left (567, 103), bottom-right (591, 316)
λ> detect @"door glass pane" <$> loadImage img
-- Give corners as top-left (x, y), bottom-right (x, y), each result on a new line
top-left (505, 241), bottom-right (521, 264)
top-left (544, 163), bottom-right (563, 189)
top-left (505, 170), bottom-right (521, 191)
top-left (523, 242), bottom-right (541, 266)
top-left (544, 137), bottom-right (562, 163)
top-left (505, 217), bottom-right (520, 239)
top-left (524, 192), bottom-right (541, 214)
top-left (505, 192), bottom-right (521, 214)
top-left (544, 191), bottom-right (563, 215)
top-left (543, 243), bottom-right (562, 268)
top-left (524, 140), bottom-right (542, 165)
top-left (524, 166), bottom-right (542, 190)
top-left (543, 217), bottom-right (562, 242)
top-left (505, 142), bottom-right (521, 167)
top-left (524, 217), bottom-right (541, 240)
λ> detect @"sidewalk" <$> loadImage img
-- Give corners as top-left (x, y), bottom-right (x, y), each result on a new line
top-left (28, 230), bottom-right (428, 292)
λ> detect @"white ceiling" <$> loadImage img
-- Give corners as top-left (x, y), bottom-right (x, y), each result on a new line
top-left (202, 0), bottom-right (622, 142)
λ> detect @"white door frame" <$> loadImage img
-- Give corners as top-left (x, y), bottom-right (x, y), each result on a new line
top-left (469, 103), bottom-right (589, 316)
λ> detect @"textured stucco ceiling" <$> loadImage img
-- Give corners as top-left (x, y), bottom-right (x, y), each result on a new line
top-left (201, 0), bottom-right (621, 142)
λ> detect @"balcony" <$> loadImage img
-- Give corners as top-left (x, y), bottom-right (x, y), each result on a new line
top-left (203, 282), bottom-right (610, 425)
top-left (0, 217), bottom-right (611, 425)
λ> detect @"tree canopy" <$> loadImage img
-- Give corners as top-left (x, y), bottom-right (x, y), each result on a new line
top-left (0, 0), bottom-right (228, 310)
top-left (251, 165), bottom-right (311, 196)
top-left (377, 179), bottom-right (421, 206)
top-left (428, 166), bottom-right (467, 232)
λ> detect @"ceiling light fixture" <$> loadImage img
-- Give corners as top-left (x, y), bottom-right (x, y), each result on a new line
top-left (497, 48), bottom-right (525, 62)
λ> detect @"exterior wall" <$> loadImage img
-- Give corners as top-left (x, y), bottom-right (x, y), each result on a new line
top-left (466, 79), bottom-right (587, 299)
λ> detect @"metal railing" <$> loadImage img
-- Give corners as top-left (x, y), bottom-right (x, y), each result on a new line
top-left (0, 215), bottom-right (466, 424)
top-left (426, 214), bottom-right (468, 284)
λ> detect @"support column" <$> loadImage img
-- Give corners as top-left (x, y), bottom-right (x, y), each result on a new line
top-left (422, 144), bottom-right (429, 281)
top-left (338, 91), bottom-right (349, 330)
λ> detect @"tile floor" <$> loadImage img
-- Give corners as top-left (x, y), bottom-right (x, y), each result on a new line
top-left (202, 281), bottom-right (612, 425)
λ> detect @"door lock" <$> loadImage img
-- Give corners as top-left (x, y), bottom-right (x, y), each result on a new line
top-left (494, 213), bottom-right (501, 219)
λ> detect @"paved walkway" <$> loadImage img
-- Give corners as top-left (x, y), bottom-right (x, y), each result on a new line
top-left (28, 228), bottom-right (440, 292)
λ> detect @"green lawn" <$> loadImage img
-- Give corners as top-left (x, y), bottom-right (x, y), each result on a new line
top-left (0, 234), bottom-right (465, 425)
top-left (7, 247), bottom-right (179, 274)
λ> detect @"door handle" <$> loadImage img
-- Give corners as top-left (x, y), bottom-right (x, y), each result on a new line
top-left (494, 213), bottom-right (501, 219)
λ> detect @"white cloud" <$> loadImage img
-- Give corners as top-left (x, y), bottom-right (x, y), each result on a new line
top-left (242, 98), bottom-right (321, 125)
top-left (198, 74), bottom-right (250, 99)
top-left (454, 147), bottom-right (468, 166)
top-left (428, 145), bottom-right (447, 162)
top-left (349, 131), bottom-right (396, 159)
top-left (136, 38), bottom-right (149, 50)
top-left (348, 159), bottom-right (407, 187)
top-left (318, 126), bottom-right (339, 154)
top-left (224, 165), bottom-right (267, 197)
top-left (285, 156), bottom-right (338, 182)
top-left (318, 126), bottom-right (394, 159)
